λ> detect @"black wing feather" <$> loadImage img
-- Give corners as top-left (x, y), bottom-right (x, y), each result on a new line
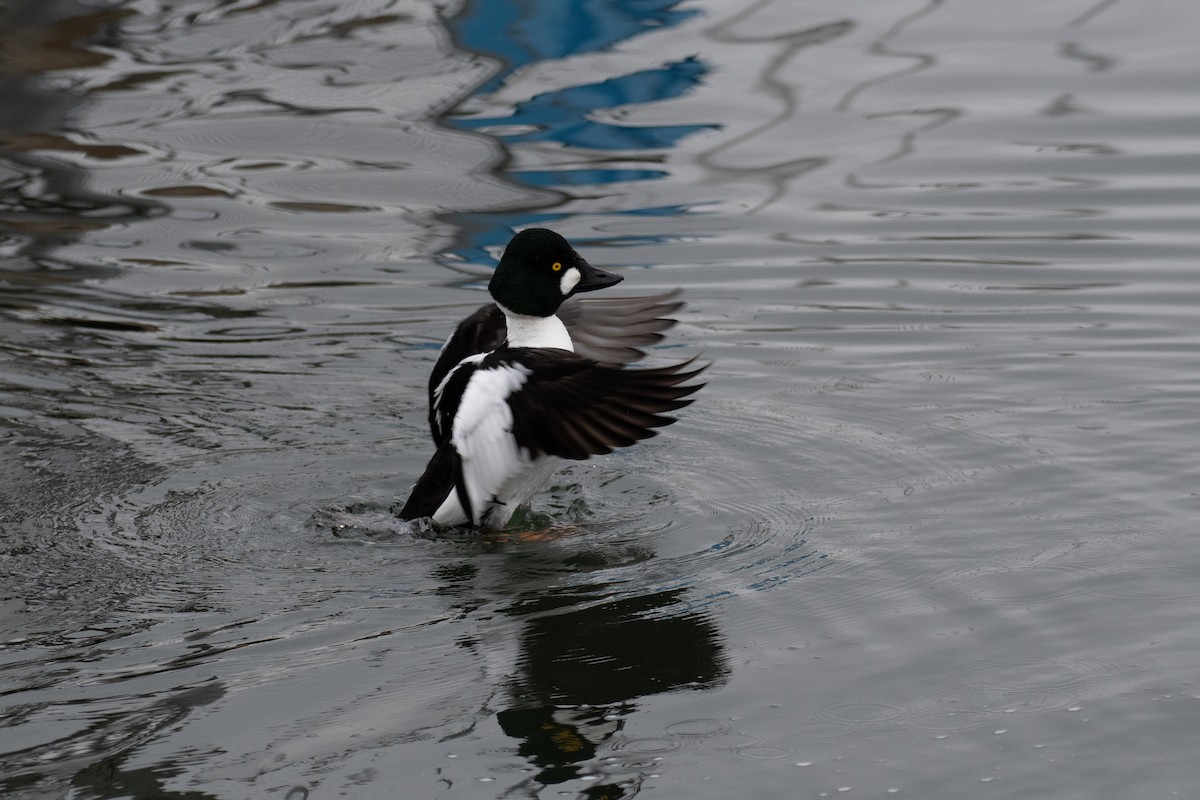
top-left (495, 348), bottom-right (706, 461)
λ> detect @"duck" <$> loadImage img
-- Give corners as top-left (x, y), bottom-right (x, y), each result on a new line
top-left (398, 228), bottom-right (704, 528)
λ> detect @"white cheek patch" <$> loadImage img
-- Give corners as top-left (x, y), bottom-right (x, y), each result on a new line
top-left (559, 266), bottom-right (582, 296)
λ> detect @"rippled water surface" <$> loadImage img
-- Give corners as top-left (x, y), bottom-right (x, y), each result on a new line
top-left (3, 0), bottom-right (1199, 797)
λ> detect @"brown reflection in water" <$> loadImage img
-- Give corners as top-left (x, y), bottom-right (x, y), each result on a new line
top-left (0, 0), bottom-right (162, 276)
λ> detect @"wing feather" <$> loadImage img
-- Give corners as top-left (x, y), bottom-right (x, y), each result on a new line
top-left (558, 289), bottom-right (685, 364)
top-left (396, 443), bottom-right (460, 521)
top-left (497, 349), bottom-right (706, 461)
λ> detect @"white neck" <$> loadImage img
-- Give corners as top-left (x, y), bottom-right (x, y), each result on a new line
top-left (500, 305), bottom-right (574, 351)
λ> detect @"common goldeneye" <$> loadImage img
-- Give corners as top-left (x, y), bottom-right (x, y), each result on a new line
top-left (399, 228), bottom-right (704, 528)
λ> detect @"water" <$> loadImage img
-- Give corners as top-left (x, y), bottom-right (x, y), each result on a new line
top-left (2, 0), bottom-right (1199, 796)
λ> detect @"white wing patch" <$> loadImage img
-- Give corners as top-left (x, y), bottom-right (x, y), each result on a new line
top-left (451, 362), bottom-right (534, 523)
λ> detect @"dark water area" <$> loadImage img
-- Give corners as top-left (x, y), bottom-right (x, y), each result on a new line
top-left (2, 0), bottom-right (1199, 797)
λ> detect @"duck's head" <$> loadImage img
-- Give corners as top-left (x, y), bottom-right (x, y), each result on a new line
top-left (488, 228), bottom-right (622, 317)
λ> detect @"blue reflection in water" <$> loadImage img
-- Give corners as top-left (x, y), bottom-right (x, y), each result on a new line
top-left (450, 0), bottom-right (701, 95)
top-left (516, 168), bottom-right (669, 187)
top-left (450, 57), bottom-right (715, 151)
top-left (440, 0), bottom-right (717, 266)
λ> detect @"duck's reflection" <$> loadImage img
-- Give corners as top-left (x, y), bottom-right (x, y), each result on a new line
top-left (498, 584), bottom-right (727, 794)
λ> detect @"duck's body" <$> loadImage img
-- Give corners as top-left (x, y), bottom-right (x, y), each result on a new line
top-left (399, 228), bottom-right (703, 528)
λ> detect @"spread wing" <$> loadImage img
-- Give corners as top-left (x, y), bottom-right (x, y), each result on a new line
top-left (558, 289), bottom-right (685, 364)
top-left (498, 348), bottom-right (706, 461)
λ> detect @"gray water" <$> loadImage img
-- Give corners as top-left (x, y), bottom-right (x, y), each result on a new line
top-left (2, 0), bottom-right (1199, 797)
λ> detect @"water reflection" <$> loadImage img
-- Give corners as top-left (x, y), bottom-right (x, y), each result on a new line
top-left (387, 514), bottom-right (730, 798)
top-left (449, 0), bottom-right (701, 96)
top-left (451, 56), bottom-right (713, 151)
top-left (245, 507), bottom-right (731, 798)
top-left (439, 0), bottom-right (716, 265)
top-left (1, 682), bottom-right (224, 799)
top-left (500, 587), bottom-right (726, 792)
top-left (74, 755), bottom-right (220, 800)
top-left (0, 0), bottom-right (163, 273)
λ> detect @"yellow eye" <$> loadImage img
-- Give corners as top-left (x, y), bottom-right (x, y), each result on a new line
top-left (551, 261), bottom-right (563, 272)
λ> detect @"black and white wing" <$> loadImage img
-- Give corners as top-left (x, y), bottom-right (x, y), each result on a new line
top-left (499, 348), bottom-right (705, 461)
